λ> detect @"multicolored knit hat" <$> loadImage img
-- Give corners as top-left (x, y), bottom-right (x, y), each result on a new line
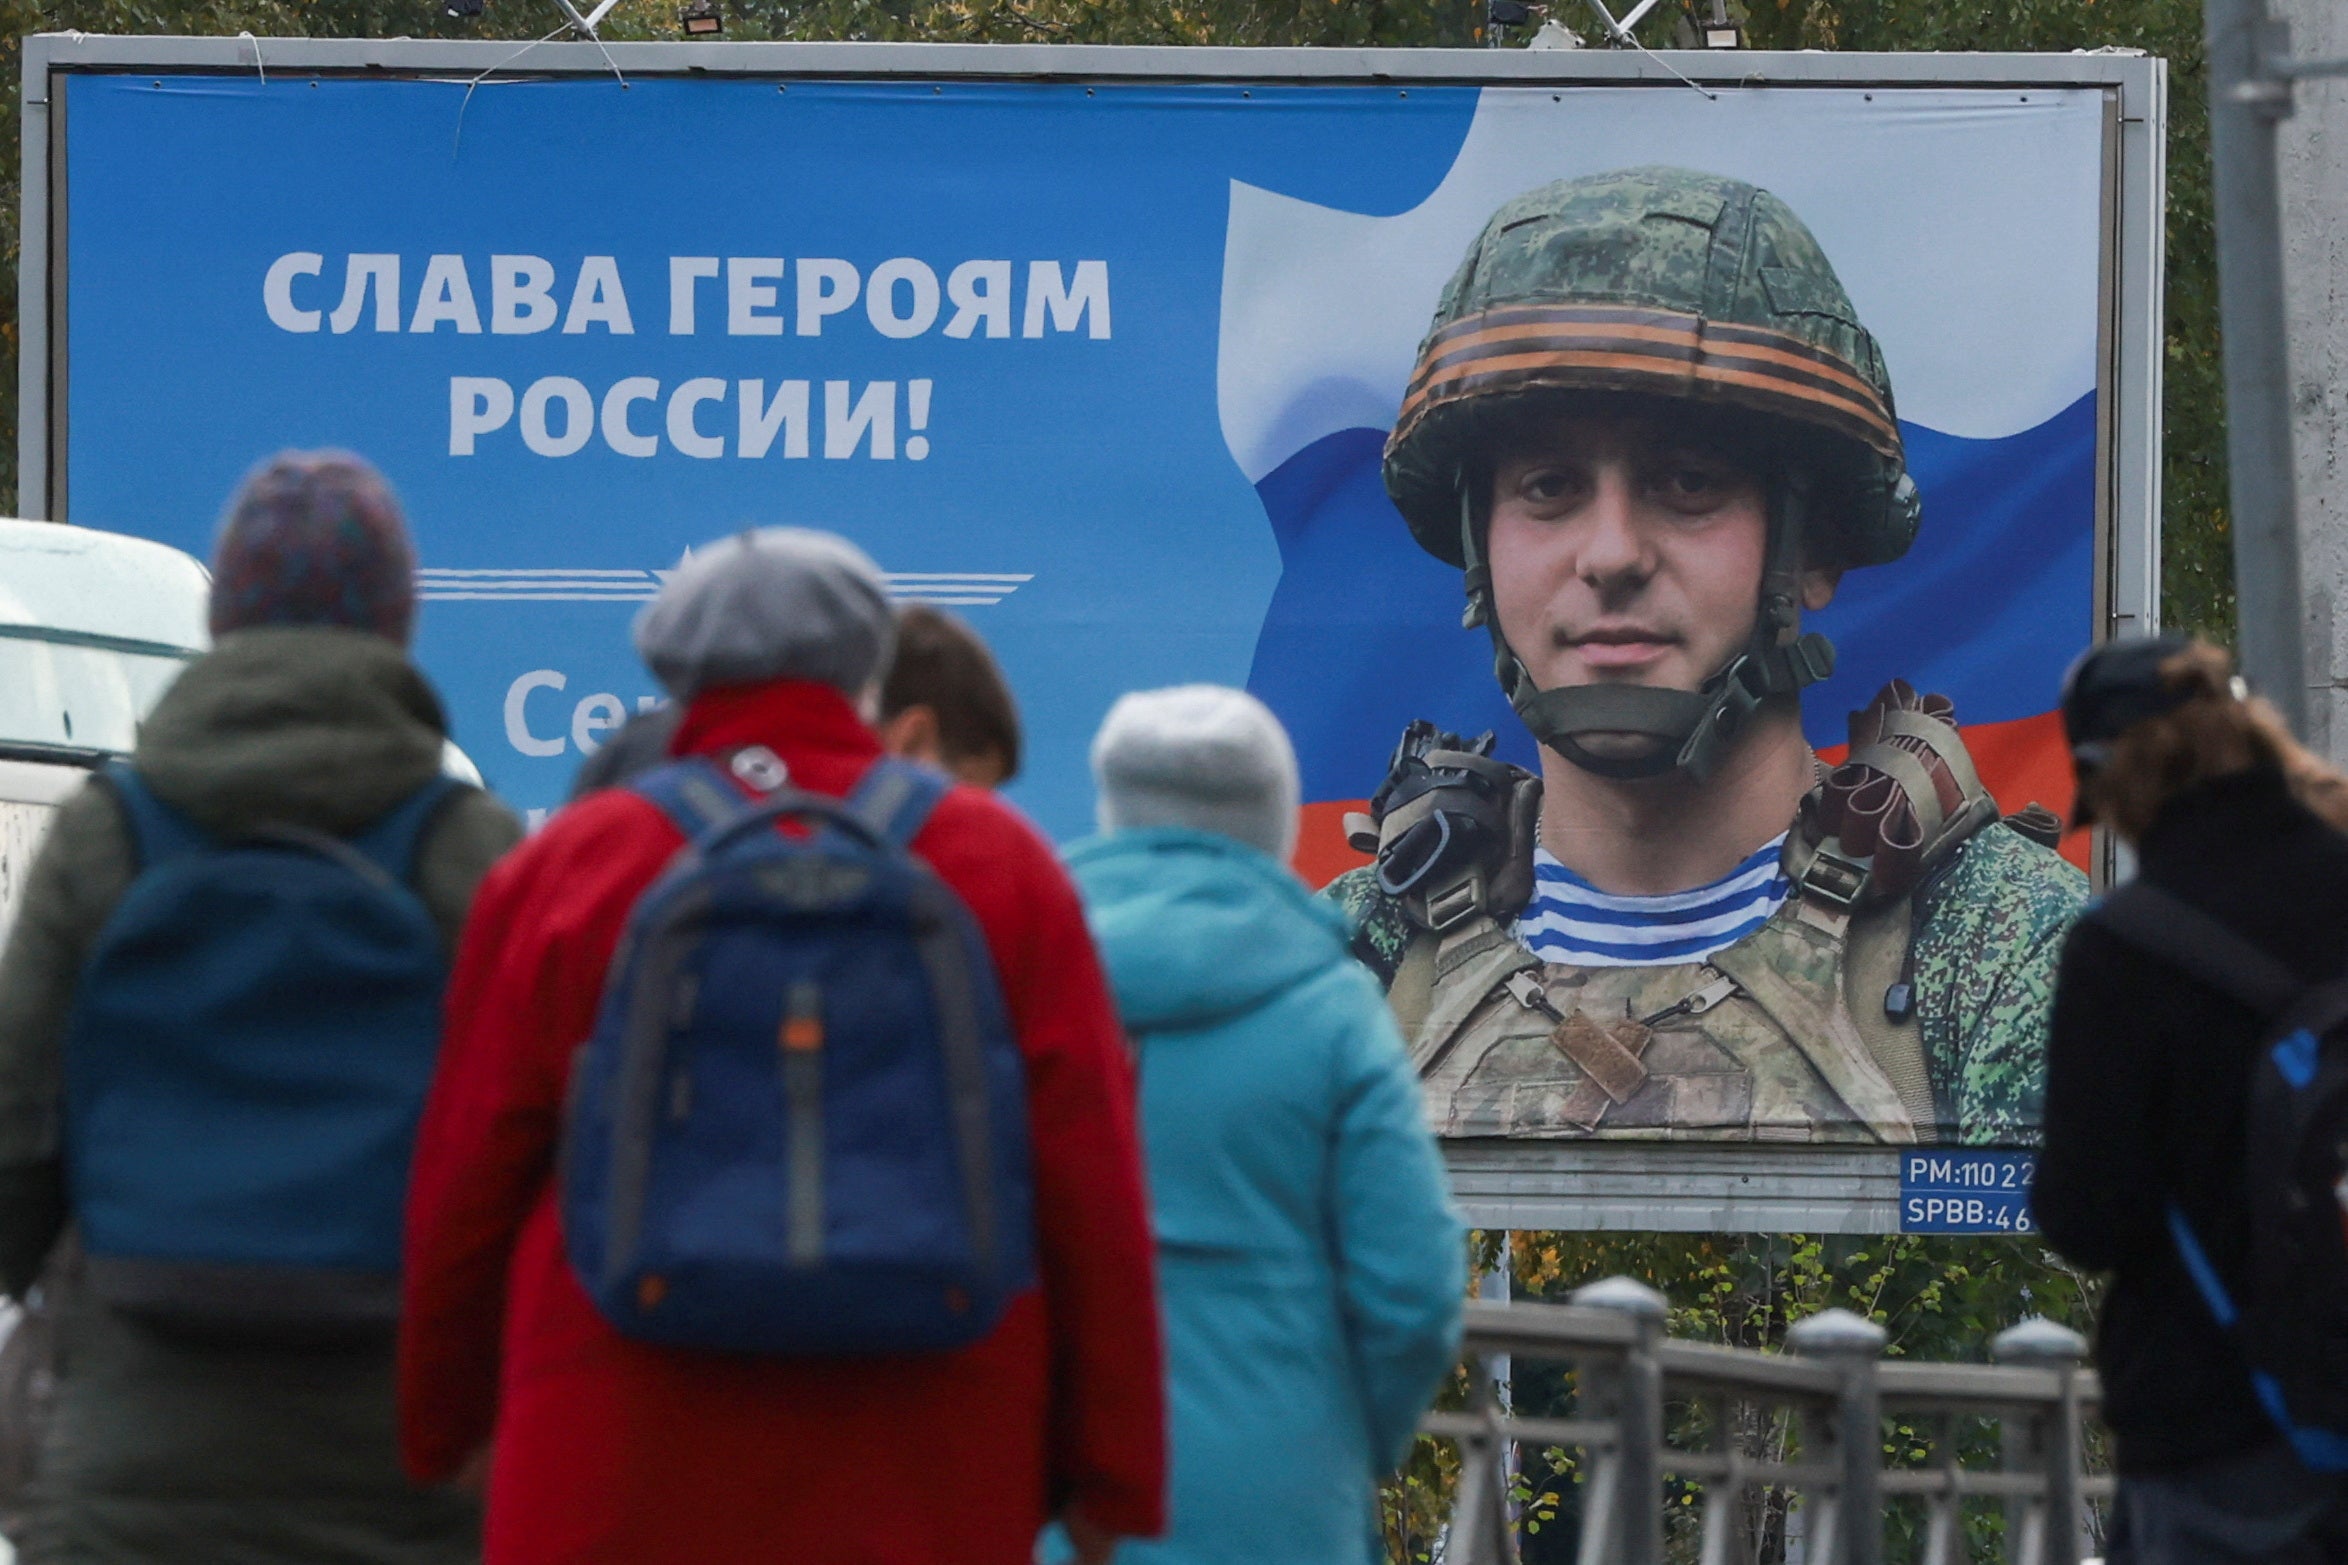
top-left (209, 451), bottom-right (417, 645)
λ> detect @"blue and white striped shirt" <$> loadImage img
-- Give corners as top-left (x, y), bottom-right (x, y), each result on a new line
top-left (1514, 837), bottom-right (1791, 968)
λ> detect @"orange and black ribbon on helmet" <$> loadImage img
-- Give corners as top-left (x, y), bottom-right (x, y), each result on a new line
top-left (1393, 302), bottom-right (1903, 469)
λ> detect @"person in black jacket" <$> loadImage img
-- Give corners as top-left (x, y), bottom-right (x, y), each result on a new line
top-left (2036, 633), bottom-right (2348, 1564)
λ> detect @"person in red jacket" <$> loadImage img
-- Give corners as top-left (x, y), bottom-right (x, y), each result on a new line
top-left (398, 527), bottom-right (1165, 1565)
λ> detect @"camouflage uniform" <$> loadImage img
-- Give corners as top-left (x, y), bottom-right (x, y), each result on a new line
top-left (1335, 167), bottom-right (2086, 1148)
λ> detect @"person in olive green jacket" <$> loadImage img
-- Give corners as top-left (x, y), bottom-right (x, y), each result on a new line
top-left (0, 452), bottom-right (519, 1564)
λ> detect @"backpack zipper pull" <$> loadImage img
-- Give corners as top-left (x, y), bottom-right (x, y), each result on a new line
top-left (781, 984), bottom-right (824, 1056)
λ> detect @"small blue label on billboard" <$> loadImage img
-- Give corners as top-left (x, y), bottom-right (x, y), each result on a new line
top-left (1899, 1152), bottom-right (2037, 1235)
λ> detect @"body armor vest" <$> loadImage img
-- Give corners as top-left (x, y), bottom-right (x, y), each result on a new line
top-left (1368, 683), bottom-right (2024, 1146)
top-left (1396, 893), bottom-right (1929, 1144)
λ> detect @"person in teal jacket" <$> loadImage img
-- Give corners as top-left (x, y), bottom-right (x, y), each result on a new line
top-left (1061, 684), bottom-right (1467, 1565)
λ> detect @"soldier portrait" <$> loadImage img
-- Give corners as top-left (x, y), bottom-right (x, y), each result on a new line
top-left (1322, 165), bottom-right (2089, 1149)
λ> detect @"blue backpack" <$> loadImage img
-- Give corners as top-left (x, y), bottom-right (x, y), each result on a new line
top-left (64, 765), bottom-right (459, 1339)
top-left (561, 753), bottom-right (1036, 1356)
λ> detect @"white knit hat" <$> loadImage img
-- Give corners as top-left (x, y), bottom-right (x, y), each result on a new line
top-left (1091, 685), bottom-right (1300, 861)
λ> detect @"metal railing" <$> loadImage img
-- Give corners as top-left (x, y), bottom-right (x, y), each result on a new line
top-left (1427, 1277), bottom-right (2105, 1565)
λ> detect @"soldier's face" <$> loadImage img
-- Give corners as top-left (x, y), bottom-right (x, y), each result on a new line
top-left (1486, 413), bottom-right (1838, 761)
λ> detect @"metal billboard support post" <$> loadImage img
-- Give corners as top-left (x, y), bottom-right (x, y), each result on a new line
top-left (1993, 1317), bottom-right (2091, 1565)
top-left (1481, 1234), bottom-right (1518, 1544)
top-left (1788, 1309), bottom-right (1887, 1565)
top-left (1571, 1277), bottom-right (1664, 1565)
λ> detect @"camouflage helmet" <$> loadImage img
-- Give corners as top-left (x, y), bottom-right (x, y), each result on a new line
top-left (1381, 166), bottom-right (1922, 784)
top-left (1384, 165), bottom-right (1920, 572)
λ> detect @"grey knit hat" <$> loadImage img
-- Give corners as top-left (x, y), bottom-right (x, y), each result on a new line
top-left (634, 528), bottom-right (896, 700)
top-left (1092, 685), bottom-right (1301, 861)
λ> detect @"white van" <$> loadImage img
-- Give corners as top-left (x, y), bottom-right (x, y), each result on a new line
top-left (0, 519), bottom-right (211, 935)
top-left (0, 518), bottom-right (486, 942)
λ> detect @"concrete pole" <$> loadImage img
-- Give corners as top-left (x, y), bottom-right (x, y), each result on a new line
top-left (2276, 0), bottom-right (2348, 757)
top-left (2206, 0), bottom-right (2312, 734)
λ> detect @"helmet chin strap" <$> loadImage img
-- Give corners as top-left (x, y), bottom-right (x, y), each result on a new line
top-left (1458, 474), bottom-right (1837, 784)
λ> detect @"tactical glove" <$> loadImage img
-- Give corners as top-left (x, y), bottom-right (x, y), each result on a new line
top-left (1345, 722), bottom-right (1543, 934)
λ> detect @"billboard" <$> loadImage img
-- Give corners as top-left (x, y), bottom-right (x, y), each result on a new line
top-left (24, 39), bottom-right (2164, 1229)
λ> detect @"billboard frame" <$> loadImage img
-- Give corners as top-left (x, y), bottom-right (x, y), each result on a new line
top-left (19, 34), bottom-right (2166, 1232)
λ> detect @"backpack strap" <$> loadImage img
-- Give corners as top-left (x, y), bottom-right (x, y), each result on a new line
top-left (630, 757), bottom-right (761, 843)
top-left (631, 754), bottom-right (947, 851)
top-left (107, 763), bottom-right (466, 889)
top-left (99, 763), bottom-right (210, 871)
top-left (2091, 882), bottom-right (2305, 1020)
top-left (347, 776), bottom-right (464, 884)
top-left (845, 758), bottom-right (950, 850)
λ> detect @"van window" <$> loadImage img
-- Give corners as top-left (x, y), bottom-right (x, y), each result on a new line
top-left (0, 627), bottom-right (195, 761)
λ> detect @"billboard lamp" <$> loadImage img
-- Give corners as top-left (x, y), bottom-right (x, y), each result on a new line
top-left (1486, 0), bottom-right (1536, 39)
top-left (680, 0), bottom-right (723, 33)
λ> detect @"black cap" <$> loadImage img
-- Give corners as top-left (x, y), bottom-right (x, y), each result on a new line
top-left (2060, 633), bottom-right (2205, 824)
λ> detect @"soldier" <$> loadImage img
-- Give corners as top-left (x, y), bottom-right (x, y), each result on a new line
top-left (1326, 166), bottom-right (2086, 1148)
